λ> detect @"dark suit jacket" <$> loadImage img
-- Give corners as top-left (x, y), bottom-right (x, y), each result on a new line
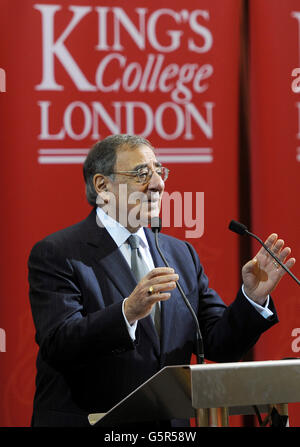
top-left (28, 209), bottom-right (278, 426)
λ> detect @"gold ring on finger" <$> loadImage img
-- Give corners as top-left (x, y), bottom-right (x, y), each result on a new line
top-left (148, 286), bottom-right (154, 295)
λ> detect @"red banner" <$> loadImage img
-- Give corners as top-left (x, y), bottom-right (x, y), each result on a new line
top-left (0, 0), bottom-right (241, 426)
top-left (250, 0), bottom-right (300, 426)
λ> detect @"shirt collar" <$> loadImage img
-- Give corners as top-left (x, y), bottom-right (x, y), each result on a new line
top-left (96, 207), bottom-right (149, 249)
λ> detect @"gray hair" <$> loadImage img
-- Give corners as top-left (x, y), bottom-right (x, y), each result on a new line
top-left (83, 134), bottom-right (154, 206)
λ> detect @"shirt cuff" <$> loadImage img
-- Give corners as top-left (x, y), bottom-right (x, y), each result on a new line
top-left (242, 284), bottom-right (274, 319)
top-left (122, 298), bottom-right (137, 340)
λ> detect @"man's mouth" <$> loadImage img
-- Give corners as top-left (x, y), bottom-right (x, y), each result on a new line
top-left (145, 199), bottom-right (159, 209)
top-left (145, 193), bottom-right (160, 203)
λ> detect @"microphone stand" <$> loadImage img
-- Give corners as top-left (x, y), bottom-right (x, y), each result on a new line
top-left (151, 218), bottom-right (205, 365)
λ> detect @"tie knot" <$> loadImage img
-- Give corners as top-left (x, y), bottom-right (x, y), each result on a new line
top-left (127, 234), bottom-right (140, 250)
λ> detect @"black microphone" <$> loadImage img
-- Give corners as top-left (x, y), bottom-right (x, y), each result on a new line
top-left (151, 217), bottom-right (205, 364)
top-left (229, 220), bottom-right (300, 286)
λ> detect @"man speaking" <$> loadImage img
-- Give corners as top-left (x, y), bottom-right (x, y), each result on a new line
top-left (28, 134), bottom-right (295, 427)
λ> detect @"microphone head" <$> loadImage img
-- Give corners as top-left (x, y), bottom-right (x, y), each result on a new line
top-left (228, 220), bottom-right (248, 236)
top-left (151, 216), bottom-right (162, 233)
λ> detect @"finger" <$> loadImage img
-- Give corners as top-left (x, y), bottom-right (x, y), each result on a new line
top-left (263, 233), bottom-right (278, 250)
top-left (277, 246), bottom-right (291, 263)
top-left (271, 253), bottom-right (296, 277)
top-left (148, 292), bottom-right (172, 304)
top-left (146, 273), bottom-right (179, 286)
top-left (147, 280), bottom-right (177, 295)
top-left (267, 239), bottom-right (284, 265)
top-left (284, 257), bottom-right (296, 270)
top-left (272, 239), bottom-right (284, 256)
top-left (277, 256), bottom-right (296, 273)
top-left (256, 234), bottom-right (278, 258)
top-left (146, 267), bottom-right (175, 279)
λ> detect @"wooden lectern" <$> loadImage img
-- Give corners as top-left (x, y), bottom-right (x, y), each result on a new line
top-left (88, 359), bottom-right (300, 427)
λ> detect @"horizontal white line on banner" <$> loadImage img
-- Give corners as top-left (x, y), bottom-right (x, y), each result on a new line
top-left (157, 155), bottom-right (213, 163)
top-left (38, 156), bottom-right (87, 164)
top-left (38, 154), bottom-right (213, 164)
top-left (38, 148), bottom-right (89, 155)
top-left (38, 155), bottom-right (213, 164)
top-left (38, 147), bottom-right (212, 155)
top-left (37, 148), bottom-right (214, 164)
top-left (156, 147), bottom-right (212, 154)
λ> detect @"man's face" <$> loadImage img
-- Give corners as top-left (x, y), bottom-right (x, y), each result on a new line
top-left (106, 144), bottom-right (165, 231)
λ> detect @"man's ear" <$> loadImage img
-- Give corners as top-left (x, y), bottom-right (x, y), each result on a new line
top-left (93, 173), bottom-right (107, 194)
top-left (93, 174), bottom-right (110, 205)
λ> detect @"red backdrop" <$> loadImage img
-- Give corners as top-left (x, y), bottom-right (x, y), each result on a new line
top-left (250, 0), bottom-right (300, 426)
top-left (1, 0), bottom-right (242, 426)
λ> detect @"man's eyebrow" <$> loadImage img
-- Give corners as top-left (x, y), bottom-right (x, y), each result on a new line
top-left (132, 161), bottom-right (162, 171)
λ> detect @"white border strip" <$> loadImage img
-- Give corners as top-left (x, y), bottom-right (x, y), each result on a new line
top-left (156, 148), bottom-right (212, 154)
top-left (37, 148), bottom-right (213, 164)
top-left (38, 148), bottom-right (90, 155)
top-left (157, 155), bottom-right (213, 163)
top-left (38, 156), bottom-right (87, 164)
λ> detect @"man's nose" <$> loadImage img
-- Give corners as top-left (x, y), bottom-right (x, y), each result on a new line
top-left (147, 170), bottom-right (164, 192)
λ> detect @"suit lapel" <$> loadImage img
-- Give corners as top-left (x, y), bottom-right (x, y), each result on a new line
top-left (82, 209), bottom-right (137, 301)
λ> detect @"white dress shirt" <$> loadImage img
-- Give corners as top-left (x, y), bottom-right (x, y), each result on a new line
top-left (96, 207), bottom-right (273, 342)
